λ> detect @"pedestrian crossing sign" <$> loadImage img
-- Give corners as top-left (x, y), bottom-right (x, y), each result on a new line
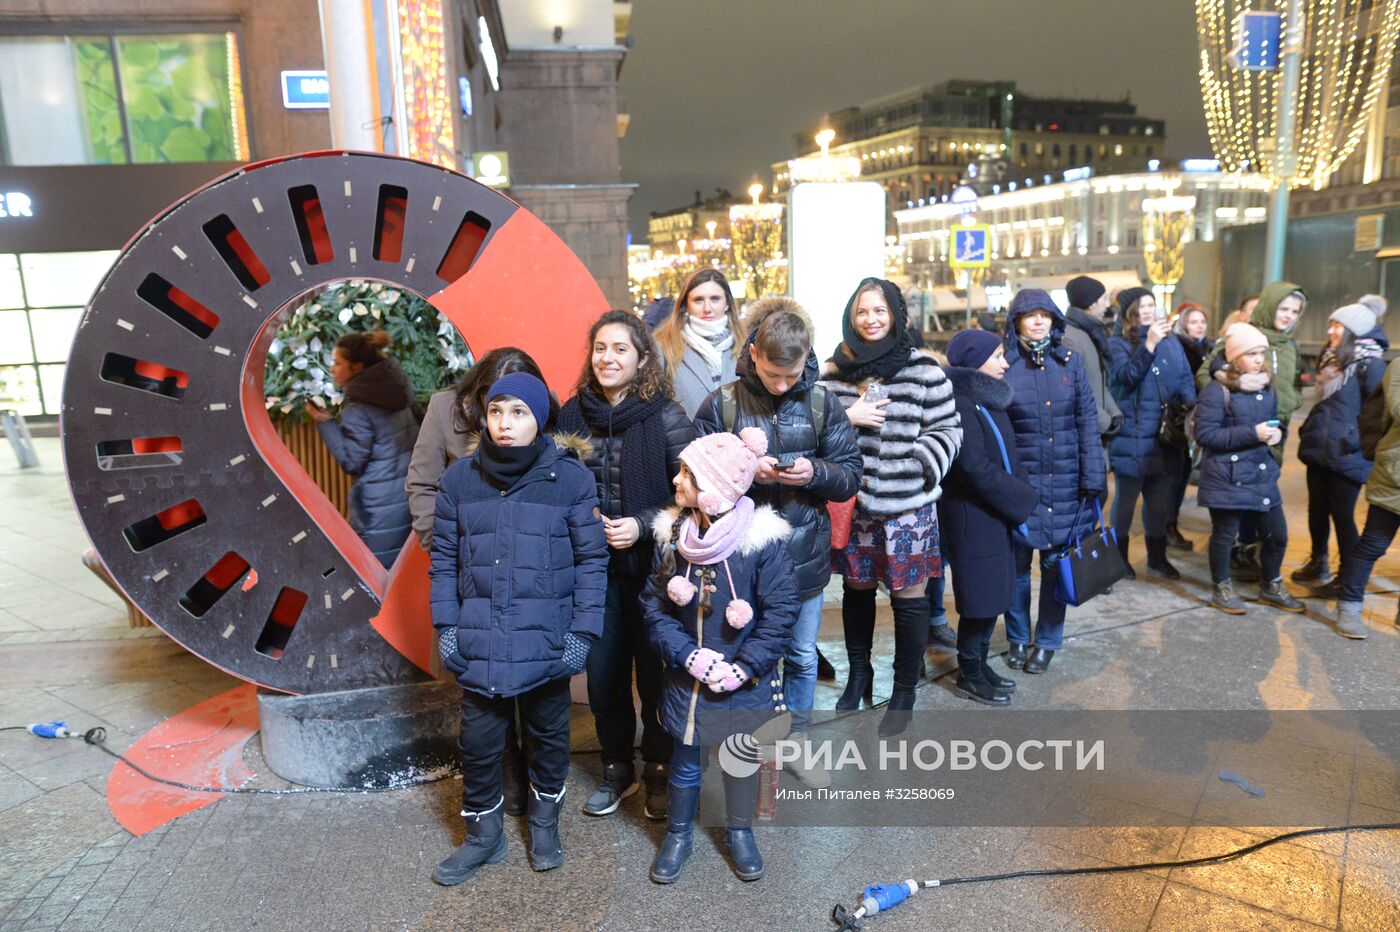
top-left (950, 224), bottom-right (990, 269)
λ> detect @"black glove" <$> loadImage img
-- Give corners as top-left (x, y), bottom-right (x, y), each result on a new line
top-left (1080, 488), bottom-right (1104, 502)
top-left (1102, 413), bottom-right (1124, 441)
top-left (560, 632), bottom-right (591, 675)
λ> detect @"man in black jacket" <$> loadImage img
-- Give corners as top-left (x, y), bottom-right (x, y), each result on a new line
top-left (694, 298), bottom-right (861, 744)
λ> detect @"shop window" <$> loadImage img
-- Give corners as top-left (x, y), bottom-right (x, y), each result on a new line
top-left (0, 32), bottom-right (248, 167)
top-left (0, 250), bottom-right (118, 416)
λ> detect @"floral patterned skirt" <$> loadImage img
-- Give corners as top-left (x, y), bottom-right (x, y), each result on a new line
top-left (832, 502), bottom-right (942, 591)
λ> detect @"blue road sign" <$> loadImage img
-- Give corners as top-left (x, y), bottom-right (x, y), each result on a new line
top-left (1229, 11), bottom-right (1281, 71)
top-left (950, 225), bottom-right (990, 269)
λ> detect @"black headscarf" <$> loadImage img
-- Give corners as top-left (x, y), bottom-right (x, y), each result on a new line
top-left (827, 277), bottom-right (920, 383)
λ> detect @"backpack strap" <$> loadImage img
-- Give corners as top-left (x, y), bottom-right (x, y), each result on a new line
top-left (720, 384), bottom-right (736, 432)
top-left (809, 384), bottom-right (826, 437)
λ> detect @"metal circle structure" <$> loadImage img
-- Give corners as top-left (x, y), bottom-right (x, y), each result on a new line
top-left (62, 151), bottom-right (608, 695)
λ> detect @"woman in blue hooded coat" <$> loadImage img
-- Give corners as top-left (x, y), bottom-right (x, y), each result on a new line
top-left (999, 289), bottom-right (1105, 675)
top-left (1106, 288), bottom-right (1196, 580)
top-left (307, 331), bottom-right (419, 567)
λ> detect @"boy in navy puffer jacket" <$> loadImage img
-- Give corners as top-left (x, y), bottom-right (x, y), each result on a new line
top-left (1194, 325), bottom-right (1304, 615)
top-left (429, 372), bottom-right (607, 886)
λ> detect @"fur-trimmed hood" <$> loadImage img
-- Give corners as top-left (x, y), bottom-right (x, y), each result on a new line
top-left (944, 365), bottom-right (1014, 410)
top-left (460, 431), bottom-right (590, 459)
top-left (650, 502), bottom-right (792, 558)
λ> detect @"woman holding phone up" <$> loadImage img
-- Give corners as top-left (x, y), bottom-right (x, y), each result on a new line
top-left (1105, 287), bottom-right (1196, 580)
top-left (822, 278), bottom-right (962, 735)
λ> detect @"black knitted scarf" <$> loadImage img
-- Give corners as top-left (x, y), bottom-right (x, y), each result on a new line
top-left (478, 434), bottom-right (545, 491)
top-left (557, 388), bottom-right (672, 518)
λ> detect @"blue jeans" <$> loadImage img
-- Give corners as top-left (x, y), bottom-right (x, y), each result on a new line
top-left (927, 573), bottom-right (947, 628)
top-left (669, 741), bottom-right (706, 788)
top-left (783, 593), bottom-right (824, 732)
top-left (1004, 544), bottom-right (1067, 650)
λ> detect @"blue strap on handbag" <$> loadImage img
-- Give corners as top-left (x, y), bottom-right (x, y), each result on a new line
top-left (976, 405), bottom-right (1031, 542)
top-left (1054, 498), bottom-right (1120, 605)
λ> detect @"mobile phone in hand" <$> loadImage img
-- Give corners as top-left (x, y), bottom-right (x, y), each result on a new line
top-left (774, 451), bottom-right (800, 470)
top-left (1265, 419), bottom-right (1280, 428)
top-left (862, 382), bottom-right (889, 403)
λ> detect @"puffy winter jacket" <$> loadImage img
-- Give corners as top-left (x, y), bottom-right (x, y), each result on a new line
top-left (642, 505), bottom-right (797, 747)
top-left (557, 395), bottom-right (696, 576)
top-left (1196, 281), bottom-right (1306, 424)
top-left (938, 367), bottom-right (1040, 619)
top-left (429, 436), bottom-right (608, 698)
top-left (1193, 376), bottom-right (1281, 512)
top-left (317, 356), bottom-right (419, 567)
top-left (1366, 361), bottom-right (1400, 516)
top-left (822, 349), bottom-right (962, 517)
top-left (1106, 329), bottom-right (1197, 479)
top-left (693, 345), bottom-right (862, 600)
top-left (1001, 290), bottom-right (1106, 551)
top-left (1298, 356), bottom-right (1388, 484)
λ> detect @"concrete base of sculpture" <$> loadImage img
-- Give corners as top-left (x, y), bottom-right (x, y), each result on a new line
top-left (258, 681), bottom-right (460, 789)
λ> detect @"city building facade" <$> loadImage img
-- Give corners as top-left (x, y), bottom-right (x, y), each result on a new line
top-left (771, 80), bottom-right (1167, 231)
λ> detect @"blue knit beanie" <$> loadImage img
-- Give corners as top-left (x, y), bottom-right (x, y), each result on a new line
top-left (487, 372), bottom-right (549, 429)
top-left (947, 328), bottom-right (1003, 369)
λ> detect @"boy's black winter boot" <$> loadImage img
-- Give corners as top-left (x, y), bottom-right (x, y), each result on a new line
top-left (433, 798), bottom-right (507, 886)
top-left (526, 786), bottom-right (566, 871)
top-left (836, 584), bottom-right (876, 711)
top-left (650, 782), bottom-right (700, 884)
top-left (1145, 537), bottom-right (1181, 580)
top-left (879, 597), bottom-right (927, 737)
top-left (1117, 533), bottom-right (1136, 580)
top-left (723, 773), bottom-right (765, 881)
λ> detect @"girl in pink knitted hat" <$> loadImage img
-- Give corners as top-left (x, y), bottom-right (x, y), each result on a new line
top-left (641, 427), bottom-right (798, 885)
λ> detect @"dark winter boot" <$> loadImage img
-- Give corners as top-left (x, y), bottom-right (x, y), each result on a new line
top-left (979, 640), bottom-right (1016, 693)
top-left (433, 798), bottom-right (507, 886)
top-left (816, 648), bottom-right (837, 681)
top-left (649, 782), bottom-right (699, 884)
top-left (1165, 523), bottom-right (1193, 551)
top-left (500, 735), bottom-right (528, 816)
top-left (879, 597), bottom-right (927, 737)
top-left (1254, 578), bottom-right (1305, 614)
top-left (1117, 533), bottom-right (1136, 580)
top-left (1290, 552), bottom-right (1332, 584)
top-left (1145, 537), bottom-right (1181, 580)
top-left (836, 584), bottom-right (876, 711)
top-left (525, 786), bottom-right (566, 871)
top-left (723, 773), bottom-right (764, 881)
top-left (954, 657), bottom-right (1011, 706)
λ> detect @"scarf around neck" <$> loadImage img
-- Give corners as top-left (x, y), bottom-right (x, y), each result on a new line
top-left (1317, 338), bottom-right (1385, 401)
top-left (1018, 334), bottom-right (1053, 368)
top-left (557, 388), bottom-right (672, 519)
top-left (478, 434), bottom-right (546, 490)
top-left (682, 315), bottom-right (734, 377)
top-left (677, 496), bottom-right (754, 565)
top-left (828, 277), bottom-right (920, 383)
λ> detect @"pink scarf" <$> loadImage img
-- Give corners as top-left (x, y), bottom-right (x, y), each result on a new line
top-left (676, 497), bottom-right (754, 566)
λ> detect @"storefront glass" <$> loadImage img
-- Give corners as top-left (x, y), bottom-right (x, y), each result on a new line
top-left (0, 250), bottom-right (118, 416)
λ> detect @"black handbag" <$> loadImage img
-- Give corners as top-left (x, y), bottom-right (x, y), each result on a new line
top-left (1051, 499), bottom-right (1129, 607)
top-left (1153, 367), bottom-right (1191, 451)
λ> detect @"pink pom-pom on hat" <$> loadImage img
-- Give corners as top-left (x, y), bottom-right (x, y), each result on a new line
top-left (680, 428), bottom-right (770, 516)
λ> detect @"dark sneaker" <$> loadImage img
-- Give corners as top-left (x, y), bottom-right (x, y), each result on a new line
top-left (583, 762), bottom-right (637, 816)
top-left (926, 623), bottom-right (957, 650)
top-left (1309, 578), bottom-right (1342, 600)
top-left (642, 763), bottom-right (668, 821)
top-left (1290, 554), bottom-right (1332, 584)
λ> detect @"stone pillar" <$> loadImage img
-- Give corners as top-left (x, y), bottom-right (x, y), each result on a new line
top-left (497, 47), bottom-right (633, 308)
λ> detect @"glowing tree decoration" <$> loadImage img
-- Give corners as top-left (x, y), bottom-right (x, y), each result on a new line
top-left (396, 0), bottom-right (454, 169)
top-left (1197, 0), bottom-right (1400, 189)
top-left (1141, 194), bottom-right (1196, 297)
top-left (729, 183), bottom-right (787, 300)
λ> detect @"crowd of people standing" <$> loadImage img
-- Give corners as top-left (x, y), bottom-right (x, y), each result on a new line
top-left (307, 266), bottom-right (1397, 889)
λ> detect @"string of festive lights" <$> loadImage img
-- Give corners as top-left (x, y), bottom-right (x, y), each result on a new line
top-left (1197, 0), bottom-right (1400, 188)
top-left (398, 0), bottom-right (454, 169)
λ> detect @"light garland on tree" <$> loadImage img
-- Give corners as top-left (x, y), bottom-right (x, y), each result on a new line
top-left (729, 184), bottom-right (786, 300)
top-left (1197, 0), bottom-right (1400, 188)
top-left (1141, 194), bottom-right (1196, 289)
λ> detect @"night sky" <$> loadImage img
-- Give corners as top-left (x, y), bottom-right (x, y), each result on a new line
top-left (619, 0), bottom-right (1211, 241)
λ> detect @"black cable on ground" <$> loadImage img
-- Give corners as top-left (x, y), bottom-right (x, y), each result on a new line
top-left (832, 821), bottom-right (1400, 929)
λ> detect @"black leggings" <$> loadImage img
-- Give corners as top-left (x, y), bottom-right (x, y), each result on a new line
top-left (1209, 507), bottom-right (1287, 584)
top-left (955, 616), bottom-right (996, 665)
top-left (1305, 464), bottom-right (1362, 560)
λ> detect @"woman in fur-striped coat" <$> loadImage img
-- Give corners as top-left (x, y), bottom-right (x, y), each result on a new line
top-left (821, 277), bottom-right (962, 732)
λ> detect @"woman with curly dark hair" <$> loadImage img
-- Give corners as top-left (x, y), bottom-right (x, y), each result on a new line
top-left (557, 311), bottom-right (695, 821)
